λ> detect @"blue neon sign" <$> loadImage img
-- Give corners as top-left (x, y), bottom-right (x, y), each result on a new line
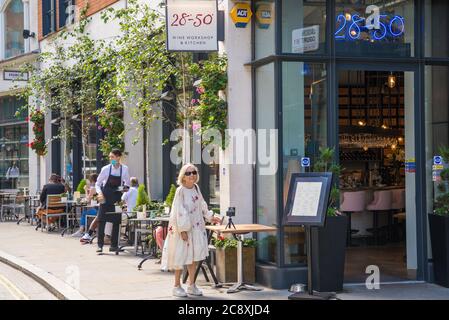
top-left (335, 13), bottom-right (405, 41)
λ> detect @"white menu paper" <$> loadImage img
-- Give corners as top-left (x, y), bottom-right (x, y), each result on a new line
top-left (291, 182), bottom-right (322, 217)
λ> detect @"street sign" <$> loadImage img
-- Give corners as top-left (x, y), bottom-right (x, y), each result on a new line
top-left (166, 0), bottom-right (218, 52)
top-left (434, 156), bottom-right (443, 165)
top-left (4, 70), bottom-right (29, 81)
top-left (292, 25), bottom-right (320, 53)
top-left (301, 157), bottom-right (310, 167)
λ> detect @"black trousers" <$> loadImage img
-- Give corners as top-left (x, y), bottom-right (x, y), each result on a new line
top-left (97, 204), bottom-right (121, 248)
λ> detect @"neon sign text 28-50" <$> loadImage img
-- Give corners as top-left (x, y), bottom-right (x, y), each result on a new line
top-left (335, 14), bottom-right (405, 41)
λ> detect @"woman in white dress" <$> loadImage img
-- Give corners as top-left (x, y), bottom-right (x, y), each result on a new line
top-left (161, 163), bottom-right (221, 297)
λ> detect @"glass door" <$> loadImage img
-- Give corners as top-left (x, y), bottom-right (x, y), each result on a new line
top-left (336, 65), bottom-right (419, 283)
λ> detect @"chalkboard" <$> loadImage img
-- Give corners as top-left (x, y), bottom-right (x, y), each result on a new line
top-left (283, 172), bottom-right (333, 227)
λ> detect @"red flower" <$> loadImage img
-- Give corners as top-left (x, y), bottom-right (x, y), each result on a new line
top-left (25, 116), bottom-right (30, 122)
top-left (218, 235), bottom-right (225, 241)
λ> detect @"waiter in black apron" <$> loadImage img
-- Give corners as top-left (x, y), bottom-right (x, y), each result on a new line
top-left (95, 149), bottom-right (130, 253)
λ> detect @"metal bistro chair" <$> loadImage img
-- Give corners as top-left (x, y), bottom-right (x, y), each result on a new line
top-left (1, 193), bottom-right (25, 222)
top-left (40, 195), bottom-right (70, 233)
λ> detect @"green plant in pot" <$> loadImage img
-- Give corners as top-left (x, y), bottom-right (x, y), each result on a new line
top-left (429, 146), bottom-right (449, 287)
top-left (310, 147), bottom-right (348, 292)
top-left (212, 236), bottom-right (257, 283)
top-left (76, 179), bottom-right (87, 195)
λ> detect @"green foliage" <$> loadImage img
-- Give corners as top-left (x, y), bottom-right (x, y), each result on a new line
top-left (28, 110), bottom-right (46, 156)
top-left (76, 179), bottom-right (87, 194)
top-left (212, 237), bottom-right (258, 249)
top-left (313, 147), bottom-right (341, 216)
top-left (165, 184), bottom-right (177, 208)
top-left (134, 184), bottom-right (151, 211)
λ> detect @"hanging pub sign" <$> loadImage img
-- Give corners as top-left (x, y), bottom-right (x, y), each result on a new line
top-left (166, 0), bottom-right (218, 52)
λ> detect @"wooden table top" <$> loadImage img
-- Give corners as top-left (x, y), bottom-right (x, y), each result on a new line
top-left (206, 224), bottom-right (277, 234)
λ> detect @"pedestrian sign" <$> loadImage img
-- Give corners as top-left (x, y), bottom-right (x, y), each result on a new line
top-left (301, 157), bottom-right (310, 167)
top-left (434, 156), bottom-right (443, 165)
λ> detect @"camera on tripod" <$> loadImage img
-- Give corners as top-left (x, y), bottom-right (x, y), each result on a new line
top-left (225, 207), bottom-right (236, 230)
top-left (226, 207), bottom-right (235, 217)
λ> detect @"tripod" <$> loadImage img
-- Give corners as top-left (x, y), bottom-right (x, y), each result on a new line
top-left (225, 216), bottom-right (236, 230)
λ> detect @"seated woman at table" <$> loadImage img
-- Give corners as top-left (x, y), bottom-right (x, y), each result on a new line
top-left (72, 174), bottom-right (98, 237)
top-left (161, 163), bottom-right (221, 298)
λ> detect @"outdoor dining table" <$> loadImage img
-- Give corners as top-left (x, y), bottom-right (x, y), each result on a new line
top-left (133, 216), bottom-right (170, 269)
top-left (205, 224), bottom-right (277, 293)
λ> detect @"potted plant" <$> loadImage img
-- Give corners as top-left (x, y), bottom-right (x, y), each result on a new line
top-left (134, 184), bottom-right (150, 219)
top-left (310, 147), bottom-right (348, 292)
top-left (164, 184), bottom-right (177, 214)
top-left (429, 146), bottom-right (449, 287)
top-left (212, 236), bottom-right (257, 283)
top-left (60, 193), bottom-right (68, 203)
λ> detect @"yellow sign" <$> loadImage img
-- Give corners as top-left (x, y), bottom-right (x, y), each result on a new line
top-left (230, 3), bottom-right (252, 28)
top-left (256, 3), bottom-right (273, 29)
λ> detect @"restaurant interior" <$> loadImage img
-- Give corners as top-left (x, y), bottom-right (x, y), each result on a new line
top-left (338, 69), bottom-right (410, 283)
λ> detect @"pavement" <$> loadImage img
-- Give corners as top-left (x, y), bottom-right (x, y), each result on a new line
top-left (0, 221), bottom-right (449, 300)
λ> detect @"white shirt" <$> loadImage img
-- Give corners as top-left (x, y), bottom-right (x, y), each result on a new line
top-left (122, 187), bottom-right (138, 212)
top-left (95, 164), bottom-right (131, 195)
top-left (6, 166), bottom-right (19, 178)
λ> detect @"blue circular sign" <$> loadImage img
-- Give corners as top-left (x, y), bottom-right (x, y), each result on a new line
top-left (301, 157), bottom-right (310, 167)
top-left (434, 156), bottom-right (443, 165)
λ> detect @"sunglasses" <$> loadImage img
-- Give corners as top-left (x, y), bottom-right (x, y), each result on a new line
top-left (185, 170), bottom-right (198, 176)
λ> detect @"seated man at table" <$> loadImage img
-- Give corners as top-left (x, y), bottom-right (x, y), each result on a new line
top-left (72, 174), bottom-right (98, 237)
top-left (121, 177), bottom-right (138, 213)
top-left (36, 173), bottom-right (66, 231)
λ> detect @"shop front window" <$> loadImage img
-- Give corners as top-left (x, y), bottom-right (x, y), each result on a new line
top-left (425, 66), bottom-right (449, 216)
top-left (282, 0), bottom-right (326, 55)
top-left (424, 0), bottom-right (449, 57)
top-left (4, 0), bottom-right (24, 59)
top-left (0, 96), bottom-right (28, 190)
top-left (335, 0), bottom-right (415, 57)
top-left (282, 62), bottom-right (327, 265)
top-left (256, 63), bottom-right (278, 263)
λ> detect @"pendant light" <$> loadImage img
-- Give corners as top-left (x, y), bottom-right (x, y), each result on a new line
top-left (388, 72), bottom-right (397, 89)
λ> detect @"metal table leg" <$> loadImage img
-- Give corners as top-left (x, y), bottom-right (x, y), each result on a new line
top-left (227, 234), bottom-right (262, 293)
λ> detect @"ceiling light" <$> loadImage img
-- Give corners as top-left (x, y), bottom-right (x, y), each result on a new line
top-left (388, 73), bottom-right (397, 89)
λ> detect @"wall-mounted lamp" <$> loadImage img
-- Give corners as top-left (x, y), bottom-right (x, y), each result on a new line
top-left (23, 29), bottom-right (35, 39)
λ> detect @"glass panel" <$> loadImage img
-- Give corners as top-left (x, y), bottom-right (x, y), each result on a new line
top-left (282, 62), bottom-right (327, 265)
top-left (0, 96), bottom-right (28, 190)
top-left (282, 0), bottom-right (326, 54)
top-left (255, 0), bottom-right (276, 59)
top-left (425, 66), bottom-right (449, 215)
top-left (5, 0), bottom-right (24, 59)
top-left (256, 63), bottom-right (278, 263)
top-left (424, 0), bottom-right (449, 57)
top-left (335, 0), bottom-right (414, 57)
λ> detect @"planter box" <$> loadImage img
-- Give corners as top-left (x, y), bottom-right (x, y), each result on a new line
top-left (311, 215), bottom-right (348, 292)
top-left (215, 247), bottom-right (255, 283)
top-left (429, 214), bottom-right (449, 287)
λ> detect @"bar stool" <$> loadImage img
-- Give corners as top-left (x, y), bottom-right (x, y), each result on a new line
top-left (366, 190), bottom-right (392, 245)
top-left (340, 191), bottom-right (366, 246)
top-left (391, 189), bottom-right (405, 241)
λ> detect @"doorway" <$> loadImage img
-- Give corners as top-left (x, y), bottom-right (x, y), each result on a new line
top-left (337, 67), bottom-right (418, 283)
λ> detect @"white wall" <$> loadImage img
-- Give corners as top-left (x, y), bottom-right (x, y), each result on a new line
top-left (219, 0), bottom-right (253, 223)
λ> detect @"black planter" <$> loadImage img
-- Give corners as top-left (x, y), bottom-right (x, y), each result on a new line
top-left (310, 215), bottom-right (348, 292)
top-left (429, 214), bottom-right (449, 287)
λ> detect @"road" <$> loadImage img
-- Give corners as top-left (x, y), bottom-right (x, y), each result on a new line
top-left (0, 262), bottom-right (57, 300)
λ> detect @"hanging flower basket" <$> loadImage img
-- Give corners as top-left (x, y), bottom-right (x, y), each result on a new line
top-left (29, 110), bottom-right (47, 156)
